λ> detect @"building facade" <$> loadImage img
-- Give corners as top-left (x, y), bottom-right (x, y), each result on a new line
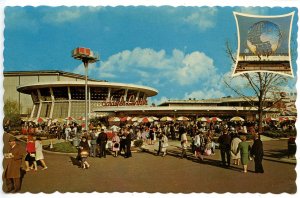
top-left (4, 70), bottom-right (295, 121)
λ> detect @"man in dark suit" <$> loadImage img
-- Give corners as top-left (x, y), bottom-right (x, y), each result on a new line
top-left (125, 130), bottom-right (132, 158)
top-left (250, 133), bottom-right (264, 173)
top-left (218, 129), bottom-right (231, 167)
top-left (97, 129), bottom-right (108, 158)
top-left (4, 136), bottom-right (25, 193)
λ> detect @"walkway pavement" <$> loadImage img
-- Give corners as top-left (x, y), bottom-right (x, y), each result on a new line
top-left (2, 133), bottom-right (297, 193)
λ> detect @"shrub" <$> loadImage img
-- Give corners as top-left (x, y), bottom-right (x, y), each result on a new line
top-left (44, 141), bottom-right (78, 153)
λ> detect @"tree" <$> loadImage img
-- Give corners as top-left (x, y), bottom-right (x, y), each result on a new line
top-left (224, 41), bottom-right (289, 133)
top-left (3, 99), bottom-right (22, 128)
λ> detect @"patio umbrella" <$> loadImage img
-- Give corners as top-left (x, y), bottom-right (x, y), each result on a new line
top-left (52, 118), bottom-right (65, 123)
top-left (65, 116), bottom-right (76, 121)
top-left (138, 117), bottom-right (154, 123)
top-left (110, 125), bottom-right (120, 132)
top-left (264, 117), bottom-right (276, 122)
top-left (34, 117), bottom-right (47, 123)
top-left (230, 116), bottom-right (245, 122)
top-left (197, 117), bottom-right (209, 122)
top-left (108, 117), bottom-right (121, 122)
top-left (77, 116), bottom-right (86, 121)
top-left (120, 116), bottom-right (132, 122)
top-left (210, 117), bottom-right (222, 122)
top-left (150, 116), bottom-right (159, 121)
top-left (131, 117), bottom-right (141, 122)
top-left (160, 116), bottom-right (173, 122)
top-left (176, 116), bottom-right (190, 121)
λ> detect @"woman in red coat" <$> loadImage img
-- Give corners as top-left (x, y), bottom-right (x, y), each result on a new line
top-left (24, 136), bottom-right (37, 171)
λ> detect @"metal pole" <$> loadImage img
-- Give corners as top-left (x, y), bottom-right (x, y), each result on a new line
top-left (84, 61), bottom-right (88, 131)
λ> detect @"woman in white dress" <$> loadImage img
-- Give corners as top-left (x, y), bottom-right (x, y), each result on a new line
top-left (230, 133), bottom-right (242, 165)
top-left (35, 137), bottom-right (48, 170)
top-left (112, 132), bottom-right (120, 157)
top-left (160, 132), bottom-right (168, 157)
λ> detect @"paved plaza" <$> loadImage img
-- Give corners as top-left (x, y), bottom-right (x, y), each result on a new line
top-left (2, 133), bottom-right (297, 193)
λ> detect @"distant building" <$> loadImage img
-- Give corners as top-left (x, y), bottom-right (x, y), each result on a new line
top-left (3, 70), bottom-right (295, 121)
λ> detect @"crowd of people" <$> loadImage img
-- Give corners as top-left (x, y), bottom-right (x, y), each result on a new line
top-left (4, 118), bottom-right (280, 193)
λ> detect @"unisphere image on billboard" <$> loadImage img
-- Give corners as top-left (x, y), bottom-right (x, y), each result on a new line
top-left (233, 12), bottom-right (294, 77)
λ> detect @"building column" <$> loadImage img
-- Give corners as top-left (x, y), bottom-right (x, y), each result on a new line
top-left (107, 88), bottom-right (111, 101)
top-left (67, 87), bottom-right (71, 124)
top-left (49, 87), bottom-right (55, 119)
top-left (135, 91), bottom-right (140, 101)
top-left (88, 86), bottom-right (91, 118)
top-left (37, 89), bottom-right (42, 118)
top-left (124, 89), bottom-right (128, 101)
top-left (30, 104), bottom-right (36, 118)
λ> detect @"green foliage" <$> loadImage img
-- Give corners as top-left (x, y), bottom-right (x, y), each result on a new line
top-left (3, 99), bottom-right (22, 128)
top-left (44, 141), bottom-right (78, 153)
top-left (133, 139), bottom-right (143, 148)
top-left (263, 130), bottom-right (296, 138)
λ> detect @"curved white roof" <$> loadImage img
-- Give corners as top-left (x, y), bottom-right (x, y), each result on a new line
top-left (17, 81), bottom-right (158, 97)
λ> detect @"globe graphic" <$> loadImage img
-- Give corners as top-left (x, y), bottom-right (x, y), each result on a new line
top-left (246, 21), bottom-right (281, 56)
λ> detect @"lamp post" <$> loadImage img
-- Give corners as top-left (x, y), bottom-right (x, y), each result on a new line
top-left (72, 47), bottom-right (99, 131)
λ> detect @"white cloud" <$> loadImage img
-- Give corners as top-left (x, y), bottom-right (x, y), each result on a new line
top-left (149, 96), bottom-right (173, 106)
top-left (42, 7), bottom-right (103, 24)
top-left (184, 89), bottom-right (226, 100)
top-left (184, 7), bottom-right (218, 31)
top-left (95, 48), bottom-right (221, 87)
top-left (72, 47), bottom-right (224, 101)
top-left (43, 10), bottom-right (81, 24)
top-left (5, 9), bottom-right (39, 32)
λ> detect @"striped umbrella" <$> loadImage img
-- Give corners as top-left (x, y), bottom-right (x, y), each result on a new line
top-left (108, 117), bottom-right (121, 122)
top-left (120, 116), bottom-right (132, 122)
top-left (210, 117), bottom-right (222, 122)
top-left (131, 117), bottom-right (141, 122)
top-left (138, 117), bottom-right (154, 123)
top-left (160, 116), bottom-right (173, 122)
top-left (150, 116), bottom-right (159, 121)
top-left (65, 116), bottom-right (76, 121)
top-left (197, 117), bottom-right (209, 122)
top-left (176, 116), bottom-right (190, 121)
top-left (34, 117), bottom-right (47, 123)
top-left (230, 116), bottom-right (245, 122)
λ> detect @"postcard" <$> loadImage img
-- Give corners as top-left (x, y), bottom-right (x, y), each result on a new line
top-left (1, 1), bottom-right (299, 198)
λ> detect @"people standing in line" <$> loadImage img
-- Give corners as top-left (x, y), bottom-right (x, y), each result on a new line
top-left (24, 136), bottom-right (37, 171)
top-left (35, 137), bottom-right (48, 170)
top-left (230, 133), bottom-right (242, 166)
top-left (181, 130), bottom-right (188, 159)
top-left (125, 129), bottom-right (132, 158)
top-left (4, 136), bottom-right (25, 193)
top-left (78, 136), bottom-right (90, 169)
top-left (112, 132), bottom-right (120, 157)
top-left (218, 129), bottom-right (231, 167)
top-left (160, 132), bottom-right (168, 157)
top-left (237, 135), bottom-right (251, 173)
top-left (97, 129), bottom-right (108, 158)
top-left (90, 129), bottom-right (98, 157)
top-left (250, 133), bottom-right (264, 173)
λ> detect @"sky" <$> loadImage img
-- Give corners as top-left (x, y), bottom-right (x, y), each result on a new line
top-left (3, 6), bottom-right (298, 105)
